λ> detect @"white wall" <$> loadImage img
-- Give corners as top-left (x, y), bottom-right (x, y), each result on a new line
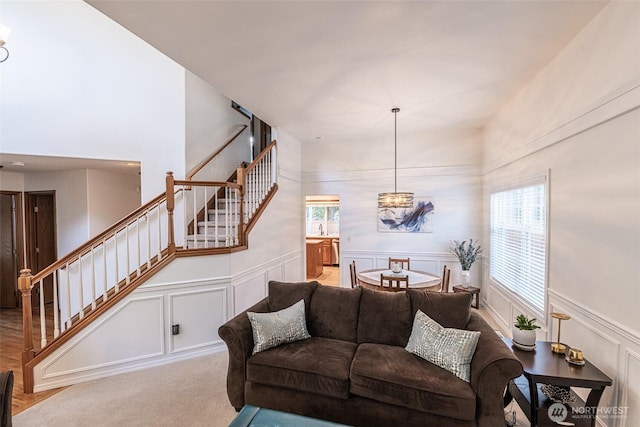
top-left (303, 127), bottom-right (483, 285)
top-left (1, 0), bottom-right (186, 202)
top-left (24, 170), bottom-right (89, 256)
top-left (0, 171), bottom-right (24, 191)
top-left (482, 2), bottom-right (640, 425)
top-left (31, 126), bottom-right (305, 390)
top-left (87, 169), bottom-right (141, 238)
top-left (185, 71), bottom-right (251, 179)
top-left (230, 127), bottom-right (305, 312)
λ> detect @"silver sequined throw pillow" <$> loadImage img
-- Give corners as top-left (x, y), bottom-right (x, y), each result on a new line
top-left (247, 299), bottom-right (311, 355)
top-left (405, 309), bottom-right (480, 382)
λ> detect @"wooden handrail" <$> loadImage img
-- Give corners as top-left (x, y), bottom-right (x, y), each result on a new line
top-left (245, 140), bottom-right (277, 174)
top-left (30, 192), bottom-right (169, 285)
top-left (186, 124), bottom-right (248, 180)
top-left (21, 140), bottom-right (279, 393)
top-left (173, 179), bottom-right (242, 189)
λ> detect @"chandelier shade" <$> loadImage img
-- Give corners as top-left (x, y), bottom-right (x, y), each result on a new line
top-left (378, 192), bottom-right (414, 209)
top-left (378, 108), bottom-right (414, 209)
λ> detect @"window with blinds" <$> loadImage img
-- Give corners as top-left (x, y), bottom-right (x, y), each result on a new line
top-left (490, 181), bottom-right (547, 312)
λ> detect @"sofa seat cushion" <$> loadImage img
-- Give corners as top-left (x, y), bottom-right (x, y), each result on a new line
top-left (247, 337), bottom-right (357, 399)
top-left (350, 343), bottom-right (477, 421)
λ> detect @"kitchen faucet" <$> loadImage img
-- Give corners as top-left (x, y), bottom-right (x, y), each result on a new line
top-left (319, 224), bottom-right (324, 235)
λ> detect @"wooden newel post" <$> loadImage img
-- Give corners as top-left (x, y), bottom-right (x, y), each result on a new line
top-left (236, 165), bottom-right (246, 246)
top-left (18, 268), bottom-right (35, 393)
top-left (166, 172), bottom-right (176, 254)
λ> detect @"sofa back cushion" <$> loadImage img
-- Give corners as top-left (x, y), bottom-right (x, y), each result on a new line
top-left (309, 285), bottom-right (361, 342)
top-left (407, 289), bottom-right (472, 329)
top-left (357, 288), bottom-right (412, 347)
top-left (268, 281), bottom-right (319, 320)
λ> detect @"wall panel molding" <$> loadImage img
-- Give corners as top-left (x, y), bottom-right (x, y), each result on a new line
top-left (483, 80), bottom-right (640, 174)
top-left (303, 164), bottom-right (481, 183)
top-left (548, 289), bottom-right (640, 347)
top-left (484, 282), bottom-right (640, 427)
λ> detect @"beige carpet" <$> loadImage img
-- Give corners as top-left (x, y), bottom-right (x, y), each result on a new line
top-left (13, 351), bottom-right (237, 427)
top-left (14, 343), bottom-right (530, 426)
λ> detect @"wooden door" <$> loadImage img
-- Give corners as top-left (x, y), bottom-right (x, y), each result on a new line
top-left (26, 192), bottom-right (57, 304)
top-left (0, 192), bottom-right (20, 308)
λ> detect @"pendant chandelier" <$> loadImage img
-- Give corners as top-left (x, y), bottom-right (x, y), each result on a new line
top-left (378, 108), bottom-right (414, 209)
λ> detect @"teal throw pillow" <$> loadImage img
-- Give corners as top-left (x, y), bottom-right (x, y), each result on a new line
top-left (405, 309), bottom-right (480, 382)
top-left (247, 299), bottom-right (310, 355)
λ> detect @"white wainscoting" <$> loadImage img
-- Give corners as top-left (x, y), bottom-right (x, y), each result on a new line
top-left (32, 249), bottom-right (303, 392)
top-left (483, 272), bottom-right (640, 427)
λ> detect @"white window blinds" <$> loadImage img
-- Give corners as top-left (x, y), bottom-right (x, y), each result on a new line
top-left (490, 181), bottom-right (547, 312)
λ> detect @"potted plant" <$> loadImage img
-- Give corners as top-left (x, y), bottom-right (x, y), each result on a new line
top-left (449, 239), bottom-right (482, 288)
top-left (512, 314), bottom-right (540, 348)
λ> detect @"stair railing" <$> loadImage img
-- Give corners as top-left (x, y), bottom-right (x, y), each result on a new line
top-left (18, 191), bottom-right (181, 392)
top-left (19, 140), bottom-right (278, 393)
top-left (242, 140), bottom-right (278, 227)
top-left (187, 124), bottom-right (248, 181)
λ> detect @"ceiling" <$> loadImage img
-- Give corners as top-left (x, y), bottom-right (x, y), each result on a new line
top-left (0, 153), bottom-right (140, 175)
top-left (2, 1), bottom-right (609, 175)
top-left (87, 0), bottom-right (608, 144)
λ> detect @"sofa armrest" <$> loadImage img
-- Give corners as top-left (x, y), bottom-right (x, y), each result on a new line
top-left (217, 297), bottom-right (270, 410)
top-left (467, 312), bottom-right (523, 426)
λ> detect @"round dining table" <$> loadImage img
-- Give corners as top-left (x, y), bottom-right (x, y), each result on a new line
top-left (356, 268), bottom-right (441, 291)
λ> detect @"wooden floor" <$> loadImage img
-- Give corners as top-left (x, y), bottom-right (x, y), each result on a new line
top-left (308, 265), bottom-right (340, 286)
top-left (0, 306), bottom-right (65, 416)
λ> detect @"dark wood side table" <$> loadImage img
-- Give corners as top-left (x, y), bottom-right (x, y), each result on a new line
top-left (503, 338), bottom-right (612, 427)
top-left (452, 285), bottom-right (480, 309)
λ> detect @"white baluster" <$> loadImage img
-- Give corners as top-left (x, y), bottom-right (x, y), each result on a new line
top-left (204, 186), bottom-right (209, 248)
top-left (213, 190), bottom-right (219, 248)
top-left (192, 186), bottom-right (197, 248)
top-left (90, 247), bottom-right (96, 310)
top-left (66, 263), bottom-right (72, 328)
top-left (53, 272), bottom-right (60, 338)
top-left (157, 203), bottom-right (162, 261)
top-left (39, 279), bottom-right (47, 347)
top-left (136, 218), bottom-right (141, 276)
top-left (103, 238), bottom-right (108, 302)
top-left (78, 255), bottom-right (84, 320)
top-left (146, 210), bottom-right (152, 269)
top-left (125, 225), bottom-right (131, 285)
top-left (114, 230), bottom-right (120, 292)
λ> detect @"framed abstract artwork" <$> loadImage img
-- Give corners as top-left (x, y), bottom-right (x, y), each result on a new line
top-left (377, 197), bottom-right (434, 233)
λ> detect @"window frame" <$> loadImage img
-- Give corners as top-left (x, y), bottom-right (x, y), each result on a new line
top-left (489, 174), bottom-right (550, 318)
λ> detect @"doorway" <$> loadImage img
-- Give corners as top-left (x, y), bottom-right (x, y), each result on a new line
top-left (305, 195), bottom-right (340, 286)
top-left (25, 192), bottom-right (57, 304)
top-left (0, 192), bottom-right (22, 308)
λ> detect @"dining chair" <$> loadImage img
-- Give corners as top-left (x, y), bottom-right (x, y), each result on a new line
top-left (440, 265), bottom-right (451, 293)
top-left (349, 261), bottom-right (359, 288)
top-left (380, 273), bottom-right (409, 292)
top-left (388, 257), bottom-right (410, 271)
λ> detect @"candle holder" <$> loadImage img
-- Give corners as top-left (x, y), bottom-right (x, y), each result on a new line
top-left (550, 312), bottom-right (571, 354)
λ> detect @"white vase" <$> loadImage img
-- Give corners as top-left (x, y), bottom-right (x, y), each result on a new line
top-left (512, 327), bottom-right (536, 347)
top-left (461, 270), bottom-right (471, 288)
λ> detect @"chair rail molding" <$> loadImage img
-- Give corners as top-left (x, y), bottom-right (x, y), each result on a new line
top-left (303, 164), bottom-right (481, 184)
top-left (483, 79), bottom-right (640, 175)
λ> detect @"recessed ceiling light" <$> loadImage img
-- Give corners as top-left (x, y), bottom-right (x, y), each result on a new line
top-left (10, 161), bottom-right (25, 166)
top-left (125, 162), bottom-right (140, 167)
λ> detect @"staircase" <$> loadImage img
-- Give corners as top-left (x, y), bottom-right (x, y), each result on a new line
top-left (17, 132), bottom-right (278, 393)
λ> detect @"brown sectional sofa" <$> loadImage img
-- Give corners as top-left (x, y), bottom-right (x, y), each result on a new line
top-left (218, 280), bottom-right (522, 426)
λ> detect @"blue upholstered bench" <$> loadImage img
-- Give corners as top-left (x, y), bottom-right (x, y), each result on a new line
top-left (229, 405), bottom-right (348, 427)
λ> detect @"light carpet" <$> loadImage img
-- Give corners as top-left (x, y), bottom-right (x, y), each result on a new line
top-left (14, 348), bottom-right (530, 426)
top-left (14, 351), bottom-right (237, 427)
